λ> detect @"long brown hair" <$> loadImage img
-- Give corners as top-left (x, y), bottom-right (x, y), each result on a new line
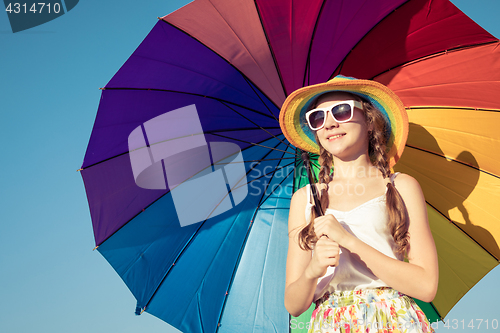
top-left (297, 93), bottom-right (409, 256)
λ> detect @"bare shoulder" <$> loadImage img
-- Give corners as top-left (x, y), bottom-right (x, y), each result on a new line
top-left (289, 186), bottom-right (309, 232)
top-left (392, 173), bottom-right (423, 197)
top-left (290, 185), bottom-right (310, 210)
top-left (392, 173), bottom-right (427, 216)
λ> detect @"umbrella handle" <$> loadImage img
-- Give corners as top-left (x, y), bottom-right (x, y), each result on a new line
top-left (301, 151), bottom-right (324, 217)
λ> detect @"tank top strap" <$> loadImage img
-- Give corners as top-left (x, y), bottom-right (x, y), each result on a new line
top-left (305, 184), bottom-right (311, 220)
top-left (304, 184), bottom-right (315, 223)
top-left (306, 184), bottom-right (311, 203)
top-left (389, 172), bottom-right (400, 186)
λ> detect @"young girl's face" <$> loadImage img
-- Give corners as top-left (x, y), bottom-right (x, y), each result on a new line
top-left (314, 92), bottom-right (370, 160)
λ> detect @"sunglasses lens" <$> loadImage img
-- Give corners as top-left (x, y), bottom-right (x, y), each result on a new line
top-left (307, 103), bottom-right (354, 129)
top-left (308, 110), bottom-right (325, 129)
top-left (332, 104), bottom-right (352, 122)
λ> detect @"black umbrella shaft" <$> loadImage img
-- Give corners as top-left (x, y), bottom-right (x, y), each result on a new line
top-left (301, 151), bottom-right (324, 217)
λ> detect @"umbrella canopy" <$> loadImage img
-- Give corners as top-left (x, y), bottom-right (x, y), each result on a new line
top-left (81, 0), bottom-right (500, 332)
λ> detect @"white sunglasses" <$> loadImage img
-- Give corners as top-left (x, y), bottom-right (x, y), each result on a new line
top-left (305, 100), bottom-right (363, 130)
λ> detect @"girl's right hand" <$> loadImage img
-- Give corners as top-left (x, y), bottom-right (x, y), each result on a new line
top-left (305, 236), bottom-right (340, 279)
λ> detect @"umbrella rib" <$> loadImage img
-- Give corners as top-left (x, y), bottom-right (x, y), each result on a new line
top-left (371, 41), bottom-right (499, 79)
top-left (232, 161), bottom-right (295, 190)
top-left (190, 4), bottom-right (284, 112)
top-left (426, 301), bottom-right (443, 322)
top-left (123, 50), bottom-right (275, 112)
top-left (330, 0), bottom-right (410, 79)
top-left (257, 167), bottom-right (294, 208)
top-left (216, 160), bottom-right (294, 193)
top-left (325, 0), bottom-right (363, 80)
top-left (241, 75), bottom-right (281, 123)
top-left (124, 127), bottom-right (281, 155)
top-left (330, 2), bottom-right (498, 80)
top-left (183, 141), bottom-right (290, 330)
top-left (98, 136), bottom-right (290, 248)
top-left (229, 142), bottom-right (295, 195)
top-left (215, 147), bottom-right (294, 332)
top-left (206, 126), bottom-right (281, 134)
top-left (100, 87), bottom-right (277, 120)
top-left (397, 151), bottom-right (500, 263)
top-left (426, 201), bottom-right (499, 262)
top-left (219, 100), bottom-right (293, 150)
top-left (81, 132), bottom-right (296, 172)
top-left (209, 132), bottom-right (297, 157)
top-left (303, 0), bottom-right (328, 87)
top-left (113, 164), bottom-right (295, 295)
top-left (105, 146), bottom-right (277, 290)
top-left (398, 81), bottom-right (500, 94)
top-left (249, 169), bottom-right (295, 331)
top-left (406, 145), bottom-right (500, 180)
top-left (296, 153), bottom-right (321, 170)
top-left (158, 18), bottom-right (283, 114)
top-left (216, 157), bottom-right (295, 164)
top-left (252, 0), bottom-right (288, 98)
top-left (139, 140), bottom-right (289, 314)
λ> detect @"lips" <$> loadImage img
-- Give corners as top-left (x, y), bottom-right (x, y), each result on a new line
top-left (326, 133), bottom-right (346, 141)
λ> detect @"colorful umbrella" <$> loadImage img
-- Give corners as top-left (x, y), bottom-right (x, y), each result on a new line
top-left (81, 0), bottom-right (500, 332)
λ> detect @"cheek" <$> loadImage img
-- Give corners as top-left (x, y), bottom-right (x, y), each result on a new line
top-left (352, 113), bottom-right (370, 136)
top-left (315, 129), bottom-right (326, 143)
top-left (317, 136), bottom-right (328, 150)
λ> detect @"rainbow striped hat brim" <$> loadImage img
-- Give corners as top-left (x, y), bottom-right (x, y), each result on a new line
top-left (279, 75), bottom-right (408, 169)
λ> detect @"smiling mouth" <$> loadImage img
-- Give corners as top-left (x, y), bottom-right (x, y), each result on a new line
top-left (327, 133), bottom-right (346, 140)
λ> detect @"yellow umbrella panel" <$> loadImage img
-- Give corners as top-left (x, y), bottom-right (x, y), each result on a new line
top-left (394, 106), bottom-right (500, 320)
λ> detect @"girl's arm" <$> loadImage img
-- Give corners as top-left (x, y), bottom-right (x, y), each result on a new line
top-left (284, 187), bottom-right (340, 317)
top-left (314, 174), bottom-right (439, 302)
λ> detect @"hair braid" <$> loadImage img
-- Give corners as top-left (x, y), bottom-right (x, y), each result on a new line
top-left (317, 143), bottom-right (332, 216)
top-left (365, 101), bottom-right (409, 256)
top-left (297, 144), bottom-right (332, 250)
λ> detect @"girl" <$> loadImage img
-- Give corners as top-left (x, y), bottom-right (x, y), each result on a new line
top-left (279, 76), bottom-right (438, 332)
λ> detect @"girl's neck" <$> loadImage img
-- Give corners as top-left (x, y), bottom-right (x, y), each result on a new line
top-left (331, 154), bottom-right (381, 180)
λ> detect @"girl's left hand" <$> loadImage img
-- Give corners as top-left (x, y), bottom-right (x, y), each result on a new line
top-left (313, 214), bottom-right (351, 247)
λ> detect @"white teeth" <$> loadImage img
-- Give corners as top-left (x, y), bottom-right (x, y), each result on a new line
top-left (328, 134), bottom-right (344, 140)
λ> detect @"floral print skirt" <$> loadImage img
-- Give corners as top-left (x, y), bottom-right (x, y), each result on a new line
top-left (308, 288), bottom-right (434, 333)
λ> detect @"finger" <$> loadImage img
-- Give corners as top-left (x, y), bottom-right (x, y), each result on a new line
top-left (319, 238), bottom-right (339, 246)
top-left (312, 223), bottom-right (324, 235)
top-left (316, 238), bottom-right (337, 246)
top-left (315, 230), bottom-right (330, 240)
top-left (315, 245), bottom-right (340, 256)
top-left (319, 248), bottom-right (337, 257)
top-left (322, 258), bottom-right (338, 267)
top-left (315, 238), bottom-right (331, 248)
top-left (314, 214), bottom-right (340, 227)
top-left (313, 222), bottom-right (327, 236)
top-left (316, 250), bottom-right (340, 260)
top-left (313, 228), bottom-right (324, 239)
top-left (313, 216), bottom-right (333, 231)
top-left (313, 215), bottom-right (330, 225)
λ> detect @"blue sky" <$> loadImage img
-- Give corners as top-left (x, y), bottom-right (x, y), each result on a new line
top-left (1, 1), bottom-right (499, 332)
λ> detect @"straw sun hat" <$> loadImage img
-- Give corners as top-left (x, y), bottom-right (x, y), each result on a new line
top-left (279, 75), bottom-right (409, 169)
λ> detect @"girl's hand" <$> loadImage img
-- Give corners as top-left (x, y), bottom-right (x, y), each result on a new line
top-left (305, 236), bottom-right (340, 279)
top-left (313, 214), bottom-right (351, 247)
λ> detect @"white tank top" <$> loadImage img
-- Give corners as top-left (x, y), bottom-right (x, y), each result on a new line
top-left (305, 173), bottom-right (402, 301)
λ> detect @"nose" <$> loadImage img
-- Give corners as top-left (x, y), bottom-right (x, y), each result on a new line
top-left (323, 111), bottom-right (338, 129)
